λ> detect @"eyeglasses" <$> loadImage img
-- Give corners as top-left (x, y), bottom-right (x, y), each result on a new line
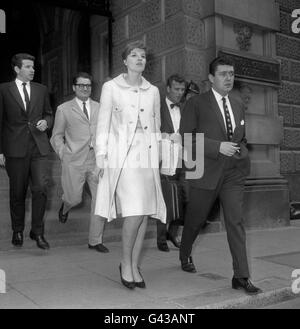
top-left (75, 84), bottom-right (92, 89)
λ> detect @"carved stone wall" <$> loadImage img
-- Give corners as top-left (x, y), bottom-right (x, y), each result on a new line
top-left (276, 0), bottom-right (300, 201)
top-left (110, 0), bottom-right (206, 92)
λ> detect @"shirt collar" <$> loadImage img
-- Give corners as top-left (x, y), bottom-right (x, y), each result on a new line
top-left (211, 88), bottom-right (228, 102)
top-left (16, 78), bottom-right (30, 87)
top-left (166, 97), bottom-right (179, 109)
top-left (76, 97), bottom-right (90, 106)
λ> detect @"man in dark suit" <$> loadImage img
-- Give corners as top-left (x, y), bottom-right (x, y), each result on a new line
top-left (0, 53), bottom-right (53, 249)
top-left (179, 57), bottom-right (262, 295)
top-left (157, 74), bottom-right (186, 252)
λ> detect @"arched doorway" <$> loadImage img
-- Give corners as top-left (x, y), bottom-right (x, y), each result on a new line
top-left (0, 0), bottom-right (41, 83)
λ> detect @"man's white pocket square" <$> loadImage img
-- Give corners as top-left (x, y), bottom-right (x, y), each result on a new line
top-left (240, 120), bottom-right (245, 126)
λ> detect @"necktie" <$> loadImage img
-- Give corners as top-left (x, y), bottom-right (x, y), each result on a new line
top-left (170, 103), bottom-right (180, 109)
top-left (22, 82), bottom-right (30, 110)
top-left (83, 101), bottom-right (89, 120)
top-left (222, 97), bottom-right (233, 140)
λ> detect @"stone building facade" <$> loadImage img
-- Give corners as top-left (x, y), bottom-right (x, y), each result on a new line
top-left (276, 0), bottom-right (300, 202)
top-left (1, 0), bottom-right (299, 242)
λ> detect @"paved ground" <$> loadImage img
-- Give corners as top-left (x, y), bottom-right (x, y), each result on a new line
top-left (0, 221), bottom-right (300, 309)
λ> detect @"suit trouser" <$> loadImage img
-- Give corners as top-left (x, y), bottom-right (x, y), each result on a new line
top-left (156, 174), bottom-right (180, 244)
top-left (179, 165), bottom-right (250, 278)
top-left (5, 136), bottom-right (49, 235)
top-left (61, 149), bottom-right (106, 245)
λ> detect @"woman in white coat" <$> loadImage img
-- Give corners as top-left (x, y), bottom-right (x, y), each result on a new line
top-left (95, 40), bottom-right (166, 289)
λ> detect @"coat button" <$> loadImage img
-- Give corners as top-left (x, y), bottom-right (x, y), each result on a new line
top-left (149, 145), bottom-right (152, 149)
top-left (140, 109), bottom-right (144, 112)
top-left (144, 126), bottom-right (148, 130)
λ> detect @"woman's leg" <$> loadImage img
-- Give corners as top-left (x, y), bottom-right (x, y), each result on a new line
top-left (121, 215), bottom-right (145, 281)
top-left (132, 216), bottom-right (148, 282)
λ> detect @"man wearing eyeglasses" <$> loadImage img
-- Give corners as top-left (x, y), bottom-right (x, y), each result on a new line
top-left (50, 72), bottom-right (108, 253)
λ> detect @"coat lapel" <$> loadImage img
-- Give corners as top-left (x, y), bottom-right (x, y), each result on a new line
top-left (162, 99), bottom-right (175, 133)
top-left (71, 98), bottom-right (88, 121)
top-left (28, 83), bottom-right (38, 114)
top-left (90, 100), bottom-right (98, 123)
top-left (8, 82), bottom-right (26, 112)
top-left (208, 90), bottom-right (227, 138)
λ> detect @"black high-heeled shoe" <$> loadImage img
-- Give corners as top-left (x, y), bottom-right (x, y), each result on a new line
top-left (119, 264), bottom-right (135, 290)
top-left (135, 267), bottom-right (146, 289)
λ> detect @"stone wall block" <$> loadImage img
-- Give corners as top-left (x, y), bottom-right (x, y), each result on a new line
top-left (128, 0), bottom-right (161, 38)
top-left (282, 128), bottom-right (300, 149)
top-left (278, 105), bottom-right (293, 125)
top-left (112, 16), bottom-right (128, 45)
top-left (182, 0), bottom-right (204, 16)
top-left (290, 61), bottom-right (300, 82)
top-left (280, 59), bottom-right (290, 80)
top-left (146, 16), bottom-right (184, 54)
top-left (184, 16), bottom-right (205, 47)
top-left (280, 152), bottom-right (295, 173)
top-left (278, 81), bottom-right (300, 105)
top-left (295, 152), bottom-right (300, 171)
top-left (293, 106), bottom-right (300, 125)
top-left (276, 0), bottom-right (300, 11)
top-left (111, 0), bottom-right (141, 16)
top-left (165, 0), bottom-right (182, 18)
top-left (276, 35), bottom-right (300, 61)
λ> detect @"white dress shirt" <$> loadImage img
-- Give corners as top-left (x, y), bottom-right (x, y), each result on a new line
top-left (15, 79), bottom-right (31, 110)
top-left (166, 97), bottom-right (181, 133)
top-left (211, 88), bottom-right (236, 133)
top-left (76, 97), bottom-right (91, 120)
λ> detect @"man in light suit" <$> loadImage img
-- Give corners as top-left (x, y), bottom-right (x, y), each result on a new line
top-left (157, 74), bottom-right (186, 252)
top-left (179, 57), bottom-right (262, 295)
top-left (0, 53), bottom-right (53, 249)
top-left (50, 72), bottom-right (108, 253)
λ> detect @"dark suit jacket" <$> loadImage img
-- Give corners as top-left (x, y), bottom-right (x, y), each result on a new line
top-left (180, 89), bottom-right (250, 190)
top-left (0, 81), bottom-right (53, 157)
top-left (160, 97), bottom-right (183, 134)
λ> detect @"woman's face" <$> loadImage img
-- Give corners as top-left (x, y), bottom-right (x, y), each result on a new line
top-left (124, 48), bottom-right (146, 73)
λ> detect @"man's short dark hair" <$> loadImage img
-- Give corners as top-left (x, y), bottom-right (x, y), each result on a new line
top-left (166, 74), bottom-right (186, 88)
top-left (11, 53), bottom-right (35, 71)
top-left (72, 72), bottom-right (93, 85)
top-left (209, 56), bottom-right (235, 76)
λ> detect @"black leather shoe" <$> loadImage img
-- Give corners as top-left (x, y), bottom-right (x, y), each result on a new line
top-left (88, 243), bottom-right (109, 253)
top-left (166, 232), bottom-right (181, 248)
top-left (232, 277), bottom-right (262, 295)
top-left (12, 232), bottom-right (23, 247)
top-left (119, 264), bottom-right (135, 290)
top-left (157, 242), bottom-right (169, 252)
top-left (58, 203), bottom-right (69, 223)
top-left (29, 231), bottom-right (50, 250)
top-left (181, 256), bottom-right (196, 273)
top-left (135, 268), bottom-right (146, 289)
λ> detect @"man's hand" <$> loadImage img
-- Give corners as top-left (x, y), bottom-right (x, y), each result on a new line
top-left (169, 133), bottom-right (182, 144)
top-left (96, 155), bottom-right (106, 178)
top-left (219, 142), bottom-right (240, 157)
top-left (0, 153), bottom-right (5, 167)
top-left (36, 120), bottom-right (48, 132)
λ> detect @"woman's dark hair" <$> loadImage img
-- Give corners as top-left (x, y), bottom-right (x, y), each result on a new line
top-left (121, 40), bottom-right (147, 60)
